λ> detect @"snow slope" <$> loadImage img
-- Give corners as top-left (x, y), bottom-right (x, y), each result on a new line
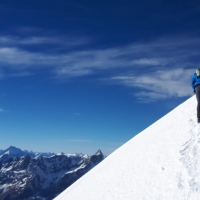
top-left (54, 96), bottom-right (200, 200)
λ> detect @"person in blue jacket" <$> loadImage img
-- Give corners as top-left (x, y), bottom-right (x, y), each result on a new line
top-left (191, 68), bottom-right (200, 123)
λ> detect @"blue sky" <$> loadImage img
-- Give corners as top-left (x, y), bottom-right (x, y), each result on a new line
top-left (0, 0), bottom-right (200, 155)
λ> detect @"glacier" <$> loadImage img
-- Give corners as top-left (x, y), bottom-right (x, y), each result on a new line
top-left (54, 96), bottom-right (200, 200)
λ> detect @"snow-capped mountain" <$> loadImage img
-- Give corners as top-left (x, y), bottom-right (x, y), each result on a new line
top-left (55, 96), bottom-right (200, 200)
top-left (0, 146), bottom-right (56, 162)
top-left (0, 149), bottom-right (104, 200)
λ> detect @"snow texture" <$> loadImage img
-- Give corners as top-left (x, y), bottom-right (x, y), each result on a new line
top-left (54, 96), bottom-right (200, 200)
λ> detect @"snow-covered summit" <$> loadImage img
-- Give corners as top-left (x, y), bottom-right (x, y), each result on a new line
top-left (0, 146), bottom-right (30, 161)
top-left (55, 96), bottom-right (200, 200)
top-left (0, 146), bottom-right (56, 161)
top-left (2, 146), bottom-right (23, 155)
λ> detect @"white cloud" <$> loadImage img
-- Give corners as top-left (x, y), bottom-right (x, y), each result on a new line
top-left (111, 69), bottom-right (194, 101)
top-left (0, 33), bottom-right (199, 101)
top-left (130, 58), bottom-right (162, 66)
top-left (55, 67), bottom-right (93, 78)
top-left (0, 34), bottom-right (199, 78)
top-left (134, 92), bottom-right (168, 103)
top-left (0, 108), bottom-right (4, 112)
top-left (0, 47), bottom-right (37, 66)
top-left (0, 35), bottom-right (89, 46)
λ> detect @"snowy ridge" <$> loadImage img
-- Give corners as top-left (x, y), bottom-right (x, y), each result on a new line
top-left (55, 96), bottom-right (200, 200)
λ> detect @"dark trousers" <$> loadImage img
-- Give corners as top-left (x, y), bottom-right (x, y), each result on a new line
top-left (196, 85), bottom-right (200, 118)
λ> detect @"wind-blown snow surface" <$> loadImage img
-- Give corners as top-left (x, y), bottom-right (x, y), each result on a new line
top-left (55, 96), bottom-right (200, 200)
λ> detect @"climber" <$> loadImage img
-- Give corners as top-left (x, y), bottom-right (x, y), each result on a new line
top-left (191, 68), bottom-right (200, 123)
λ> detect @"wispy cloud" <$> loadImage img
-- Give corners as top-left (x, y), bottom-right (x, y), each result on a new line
top-left (134, 92), bottom-right (168, 103)
top-left (0, 33), bottom-right (199, 101)
top-left (0, 35), bottom-right (89, 47)
top-left (111, 68), bottom-right (193, 102)
top-left (0, 34), bottom-right (199, 73)
top-left (0, 108), bottom-right (4, 112)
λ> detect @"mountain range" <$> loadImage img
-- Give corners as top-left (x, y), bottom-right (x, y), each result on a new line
top-left (0, 146), bottom-right (104, 200)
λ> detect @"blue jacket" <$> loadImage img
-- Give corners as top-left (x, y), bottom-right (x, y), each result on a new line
top-left (191, 73), bottom-right (200, 90)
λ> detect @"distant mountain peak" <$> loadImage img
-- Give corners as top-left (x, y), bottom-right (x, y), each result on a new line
top-left (0, 148), bottom-right (23, 162)
top-left (8, 145), bottom-right (17, 148)
top-left (95, 149), bottom-right (103, 155)
top-left (0, 146), bottom-right (55, 162)
top-left (7, 146), bottom-right (21, 151)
